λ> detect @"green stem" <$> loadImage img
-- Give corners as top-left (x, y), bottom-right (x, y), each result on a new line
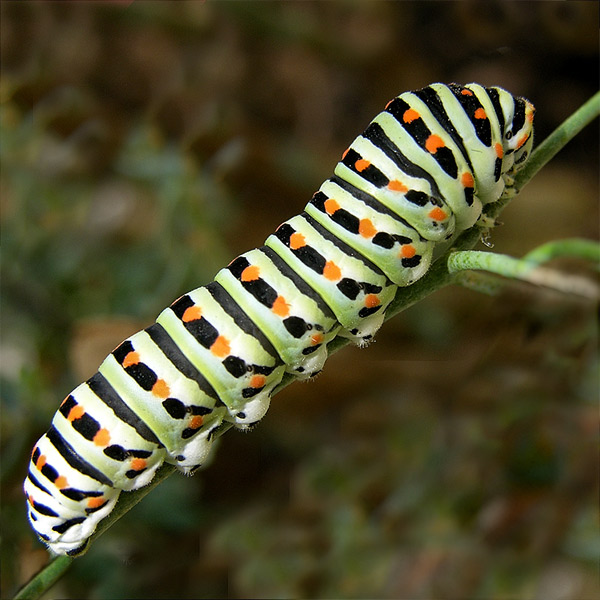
top-left (448, 240), bottom-right (600, 300)
top-left (448, 250), bottom-right (537, 278)
top-left (522, 238), bottom-right (600, 266)
top-left (15, 89), bottom-right (600, 600)
top-left (13, 556), bottom-right (72, 600)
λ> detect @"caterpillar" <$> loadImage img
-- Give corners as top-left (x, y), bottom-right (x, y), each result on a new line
top-left (24, 83), bottom-right (535, 556)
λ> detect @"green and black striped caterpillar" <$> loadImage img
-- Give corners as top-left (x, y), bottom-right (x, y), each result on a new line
top-left (24, 83), bottom-right (535, 556)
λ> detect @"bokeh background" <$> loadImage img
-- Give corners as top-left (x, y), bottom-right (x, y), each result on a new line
top-left (1, 2), bottom-right (598, 599)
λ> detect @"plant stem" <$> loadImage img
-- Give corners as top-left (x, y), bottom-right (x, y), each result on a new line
top-left (448, 244), bottom-right (600, 299)
top-left (13, 556), bottom-right (72, 600)
top-left (523, 238), bottom-right (600, 266)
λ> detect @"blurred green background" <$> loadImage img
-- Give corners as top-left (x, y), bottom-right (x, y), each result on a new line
top-left (1, 2), bottom-right (598, 599)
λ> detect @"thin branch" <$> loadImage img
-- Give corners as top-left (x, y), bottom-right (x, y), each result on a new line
top-left (13, 556), bottom-right (72, 600)
top-left (448, 245), bottom-right (600, 300)
top-left (522, 238), bottom-right (600, 266)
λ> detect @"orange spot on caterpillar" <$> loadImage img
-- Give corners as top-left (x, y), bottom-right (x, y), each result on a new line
top-left (67, 405), bottom-right (85, 421)
top-left (182, 306), bottom-right (202, 322)
top-left (400, 244), bottom-right (416, 258)
top-left (359, 219), bottom-right (377, 238)
top-left (364, 294), bottom-right (380, 308)
top-left (189, 415), bottom-right (204, 430)
top-left (495, 143), bottom-right (504, 159)
top-left (54, 476), bottom-right (68, 489)
top-left (152, 379), bottom-right (170, 398)
top-left (323, 261), bottom-right (341, 281)
top-left (241, 265), bottom-right (260, 282)
top-left (324, 198), bottom-right (340, 215)
top-left (290, 232), bottom-right (306, 250)
top-left (211, 336), bottom-right (230, 358)
top-left (250, 374), bottom-right (266, 388)
top-left (311, 332), bottom-right (324, 345)
top-left (94, 428), bottom-right (111, 447)
top-left (28, 494), bottom-right (35, 506)
top-left (36, 455), bottom-right (47, 469)
top-left (474, 107), bottom-right (487, 120)
top-left (341, 148), bottom-right (349, 159)
top-left (122, 351), bottom-right (140, 368)
top-left (429, 207), bottom-right (447, 222)
top-left (388, 179), bottom-right (408, 192)
top-left (87, 497), bottom-right (106, 509)
top-left (130, 458), bottom-right (147, 471)
top-left (425, 134), bottom-right (445, 154)
top-left (516, 134), bottom-right (529, 149)
top-left (272, 295), bottom-right (290, 317)
top-left (355, 158), bottom-right (370, 172)
top-left (461, 172), bottom-right (474, 188)
top-left (403, 108), bottom-right (420, 123)
top-left (385, 98), bottom-right (394, 109)
top-left (461, 89), bottom-right (473, 96)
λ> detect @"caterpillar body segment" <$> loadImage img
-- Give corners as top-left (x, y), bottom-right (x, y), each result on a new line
top-left (24, 83), bottom-right (534, 556)
top-left (215, 246), bottom-right (341, 379)
top-left (107, 327), bottom-right (228, 470)
top-left (306, 179), bottom-right (434, 287)
top-left (158, 283), bottom-right (286, 426)
top-left (266, 213), bottom-right (398, 341)
top-left (334, 131), bottom-right (458, 243)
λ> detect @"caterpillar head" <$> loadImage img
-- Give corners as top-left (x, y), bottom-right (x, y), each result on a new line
top-left (501, 91), bottom-right (535, 172)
